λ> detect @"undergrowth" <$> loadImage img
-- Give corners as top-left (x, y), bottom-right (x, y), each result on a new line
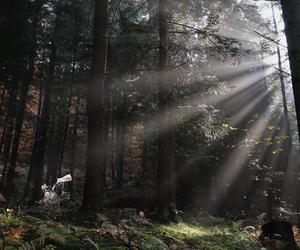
top-left (0, 208), bottom-right (263, 249)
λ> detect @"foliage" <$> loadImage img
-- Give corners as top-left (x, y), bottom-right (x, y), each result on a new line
top-left (0, 209), bottom-right (266, 250)
top-left (154, 216), bottom-right (261, 250)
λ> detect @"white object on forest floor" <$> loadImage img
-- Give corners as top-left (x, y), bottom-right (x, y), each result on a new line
top-left (52, 174), bottom-right (72, 191)
top-left (243, 226), bottom-right (256, 233)
top-left (38, 174), bottom-right (72, 209)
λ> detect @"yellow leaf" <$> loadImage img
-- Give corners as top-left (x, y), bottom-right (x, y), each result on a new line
top-left (272, 149), bottom-right (283, 155)
top-left (267, 125), bottom-right (276, 130)
top-left (229, 126), bottom-right (238, 131)
top-left (222, 123), bottom-right (229, 129)
top-left (222, 123), bottom-right (238, 131)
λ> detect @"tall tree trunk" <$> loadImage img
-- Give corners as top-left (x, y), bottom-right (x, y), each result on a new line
top-left (0, 126), bottom-right (7, 154)
top-left (46, 113), bottom-right (65, 185)
top-left (0, 85), bottom-right (6, 118)
top-left (3, 0), bottom-right (43, 197)
top-left (272, 3), bottom-right (290, 132)
top-left (23, 75), bottom-right (45, 202)
top-left (259, 49), bottom-right (268, 91)
top-left (157, 0), bottom-right (175, 219)
top-left (110, 98), bottom-right (116, 180)
top-left (46, 114), bottom-right (56, 185)
top-left (56, 115), bottom-right (66, 177)
top-left (103, 86), bottom-right (110, 188)
top-left (280, 1), bottom-right (300, 137)
top-left (58, 5), bottom-right (81, 174)
top-left (4, 79), bottom-right (31, 196)
top-left (0, 79), bottom-right (18, 190)
top-left (81, 0), bottom-right (108, 212)
top-left (24, 42), bottom-right (57, 204)
top-left (115, 91), bottom-right (126, 188)
top-left (271, 3), bottom-right (292, 194)
top-left (69, 95), bottom-right (80, 198)
top-left (57, 71), bottom-right (75, 177)
top-left (280, 0), bottom-right (300, 219)
top-left (24, 0), bottom-right (64, 203)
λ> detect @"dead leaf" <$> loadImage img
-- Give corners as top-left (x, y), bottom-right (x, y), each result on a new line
top-left (5, 227), bottom-right (24, 240)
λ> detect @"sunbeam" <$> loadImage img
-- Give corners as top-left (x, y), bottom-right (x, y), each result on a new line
top-left (204, 104), bottom-right (281, 212)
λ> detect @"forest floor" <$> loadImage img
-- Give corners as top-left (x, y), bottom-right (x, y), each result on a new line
top-left (0, 206), bottom-right (285, 250)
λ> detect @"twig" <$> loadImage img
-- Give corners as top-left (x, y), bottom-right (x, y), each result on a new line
top-left (274, 67), bottom-right (291, 76)
top-left (254, 30), bottom-right (287, 48)
top-left (165, 20), bottom-right (228, 58)
top-left (109, 0), bottom-right (122, 27)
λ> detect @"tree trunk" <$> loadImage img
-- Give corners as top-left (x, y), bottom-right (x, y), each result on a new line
top-left (0, 79), bottom-right (18, 190)
top-left (110, 104), bottom-right (116, 180)
top-left (23, 73), bottom-right (45, 202)
top-left (46, 114), bottom-right (56, 185)
top-left (46, 114), bottom-right (65, 185)
top-left (272, 3), bottom-right (290, 132)
top-left (3, 0), bottom-right (43, 196)
top-left (280, 0), bottom-right (300, 220)
top-left (0, 126), bottom-right (7, 154)
top-left (81, 0), bottom-right (108, 212)
top-left (115, 91), bottom-right (126, 188)
top-left (57, 5), bottom-right (81, 175)
top-left (24, 42), bottom-right (56, 204)
top-left (4, 79), bottom-right (31, 196)
top-left (157, 0), bottom-right (175, 219)
top-left (57, 71), bottom-right (75, 178)
top-left (69, 95), bottom-right (80, 198)
top-left (0, 85), bottom-right (6, 118)
top-left (280, 0), bottom-right (300, 137)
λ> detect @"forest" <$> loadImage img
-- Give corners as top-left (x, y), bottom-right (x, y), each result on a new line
top-left (1, 0), bottom-right (300, 249)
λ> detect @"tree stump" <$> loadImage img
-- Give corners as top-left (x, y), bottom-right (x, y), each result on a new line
top-left (259, 221), bottom-right (296, 249)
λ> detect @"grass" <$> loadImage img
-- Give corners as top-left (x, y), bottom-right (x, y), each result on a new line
top-left (0, 208), bottom-right (263, 249)
top-left (153, 217), bottom-right (261, 250)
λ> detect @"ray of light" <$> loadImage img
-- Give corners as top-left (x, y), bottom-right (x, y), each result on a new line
top-left (188, 66), bottom-right (274, 108)
top-left (123, 56), bottom-right (275, 96)
top-left (218, 25), bottom-right (258, 42)
top-left (197, 57), bottom-right (274, 78)
top-left (171, 88), bottom-right (273, 206)
top-left (142, 66), bottom-right (275, 140)
top-left (204, 105), bottom-right (280, 212)
top-left (281, 148), bottom-right (299, 204)
top-left (226, 89), bottom-right (268, 127)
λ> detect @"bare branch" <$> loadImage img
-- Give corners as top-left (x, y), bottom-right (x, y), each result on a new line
top-left (254, 30), bottom-right (287, 48)
top-left (275, 67), bottom-right (291, 76)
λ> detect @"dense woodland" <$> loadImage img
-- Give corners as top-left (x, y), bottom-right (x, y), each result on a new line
top-left (1, 0), bottom-right (300, 249)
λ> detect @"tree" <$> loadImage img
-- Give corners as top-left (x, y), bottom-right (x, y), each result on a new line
top-left (81, 0), bottom-right (108, 211)
top-left (24, 0), bottom-right (62, 203)
top-left (157, 0), bottom-right (175, 219)
top-left (0, 0), bottom-right (32, 197)
top-left (24, 40), bottom-right (57, 204)
top-left (3, 0), bottom-right (44, 198)
top-left (280, 0), bottom-right (300, 137)
top-left (115, 90), bottom-right (126, 188)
